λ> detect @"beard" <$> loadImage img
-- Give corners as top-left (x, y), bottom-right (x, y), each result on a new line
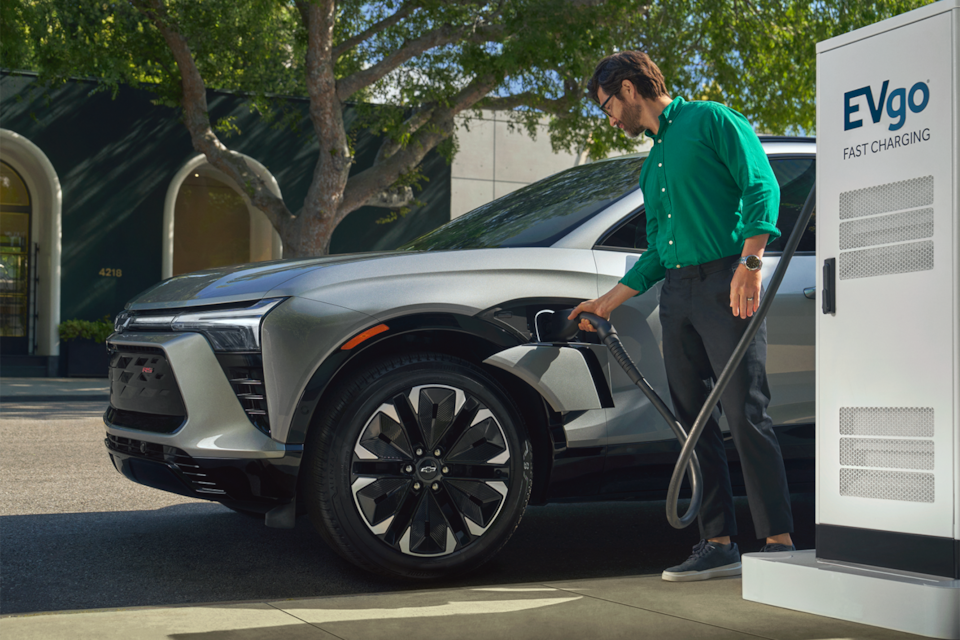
top-left (619, 100), bottom-right (645, 139)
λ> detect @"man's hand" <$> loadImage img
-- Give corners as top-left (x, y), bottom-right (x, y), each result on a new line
top-left (568, 299), bottom-right (610, 332)
top-left (568, 283), bottom-right (639, 332)
top-left (730, 265), bottom-right (762, 319)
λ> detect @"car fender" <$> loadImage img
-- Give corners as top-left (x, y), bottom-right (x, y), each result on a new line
top-left (484, 343), bottom-right (614, 413)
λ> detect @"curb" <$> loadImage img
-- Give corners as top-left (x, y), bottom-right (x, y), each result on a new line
top-left (2, 395), bottom-right (109, 403)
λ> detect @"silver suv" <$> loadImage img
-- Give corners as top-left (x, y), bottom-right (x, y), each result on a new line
top-left (104, 137), bottom-right (817, 578)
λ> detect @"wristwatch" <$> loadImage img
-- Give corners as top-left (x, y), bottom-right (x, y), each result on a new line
top-left (739, 255), bottom-right (763, 271)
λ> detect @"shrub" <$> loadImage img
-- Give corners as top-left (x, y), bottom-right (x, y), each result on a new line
top-left (58, 316), bottom-right (114, 344)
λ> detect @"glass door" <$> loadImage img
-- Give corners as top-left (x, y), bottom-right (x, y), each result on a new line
top-left (0, 161), bottom-right (33, 355)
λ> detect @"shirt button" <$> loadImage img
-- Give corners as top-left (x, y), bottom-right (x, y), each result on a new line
top-left (658, 163), bottom-right (662, 167)
top-left (668, 120), bottom-right (672, 123)
top-left (661, 188), bottom-right (665, 192)
top-left (676, 264), bottom-right (681, 268)
top-left (668, 214), bottom-right (671, 218)
top-left (669, 240), bottom-right (674, 245)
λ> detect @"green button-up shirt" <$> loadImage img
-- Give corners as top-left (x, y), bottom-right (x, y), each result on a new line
top-left (620, 96), bottom-right (781, 294)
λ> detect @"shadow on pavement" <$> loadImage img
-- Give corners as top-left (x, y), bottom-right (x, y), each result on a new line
top-left (0, 493), bottom-right (814, 615)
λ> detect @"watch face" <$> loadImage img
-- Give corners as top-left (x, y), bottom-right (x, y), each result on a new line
top-left (744, 255), bottom-right (762, 270)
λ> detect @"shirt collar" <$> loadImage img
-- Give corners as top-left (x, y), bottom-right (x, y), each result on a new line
top-left (646, 96), bottom-right (685, 138)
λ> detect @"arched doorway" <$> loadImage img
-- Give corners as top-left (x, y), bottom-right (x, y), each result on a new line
top-left (0, 161), bottom-right (33, 354)
top-left (163, 156), bottom-right (282, 278)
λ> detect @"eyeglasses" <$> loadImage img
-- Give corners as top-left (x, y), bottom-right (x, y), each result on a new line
top-left (598, 90), bottom-right (619, 116)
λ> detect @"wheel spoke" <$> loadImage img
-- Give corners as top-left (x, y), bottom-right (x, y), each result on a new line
top-left (435, 396), bottom-right (480, 455)
top-left (382, 489), bottom-right (422, 547)
top-left (357, 404), bottom-right (413, 459)
top-left (441, 463), bottom-right (510, 480)
top-left (352, 460), bottom-right (405, 476)
top-left (433, 484), bottom-right (473, 547)
top-left (412, 386), bottom-right (460, 450)
top-left (446, 408), bottom-right (508, 464)
top-left (354, 477), bottom-right (410, 527)
top-left (406, 491), bottom-right (451, 555)
top-left (445, 479), bottom-right (506, 533)
top-left (392, 393), bottom-right (428, 453)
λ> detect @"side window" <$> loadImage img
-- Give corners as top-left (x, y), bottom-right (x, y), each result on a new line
top-left (596, 207), bottom-right (647, 251)
top-left (768, 156), bottom-right (816, 252)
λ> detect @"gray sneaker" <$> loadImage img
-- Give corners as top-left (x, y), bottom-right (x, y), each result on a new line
top-left (662, 540), bottom-right (742, 582)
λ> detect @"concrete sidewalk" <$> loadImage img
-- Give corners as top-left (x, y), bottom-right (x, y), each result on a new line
top-left (0, 574), bottom-right (925, 639)
top-left (0, 376), bottom-right (109, 402)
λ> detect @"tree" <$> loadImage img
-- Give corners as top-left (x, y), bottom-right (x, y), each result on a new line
top-left (3, 0), bottom-right (931, 256)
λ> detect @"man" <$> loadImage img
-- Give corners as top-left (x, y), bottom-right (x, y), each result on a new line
top-left (569, 51), bottom-right (795, 582)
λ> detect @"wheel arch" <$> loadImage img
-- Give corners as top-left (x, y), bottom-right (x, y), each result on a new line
top-left (289, 312), bottom-right (558, 506)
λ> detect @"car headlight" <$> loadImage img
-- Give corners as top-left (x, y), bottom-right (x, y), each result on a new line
top-left (117, 298), bottom-right (284, 352)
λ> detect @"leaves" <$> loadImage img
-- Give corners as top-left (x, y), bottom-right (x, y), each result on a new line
top-left (10, 0), bottom-right (933, 255)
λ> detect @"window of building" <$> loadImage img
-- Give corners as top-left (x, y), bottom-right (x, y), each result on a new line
top-left (0, 161), bottom-right (32, 350)
top-left (173, 170), bottom-right (255, 276)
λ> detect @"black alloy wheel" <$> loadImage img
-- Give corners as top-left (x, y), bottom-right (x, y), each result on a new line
top-left (303, 353), bottom-right (532, 579)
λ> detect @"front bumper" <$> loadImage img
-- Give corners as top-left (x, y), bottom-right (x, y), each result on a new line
top-left (104, 332), bottom-right (287, 458)
top-left (103, 332), bottom-right (299, 511)
top-left (105, 432), bottom-right (301, 512)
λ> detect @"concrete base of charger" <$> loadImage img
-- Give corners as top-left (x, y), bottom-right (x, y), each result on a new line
top-left (742, 550), bottom-right (960, 639)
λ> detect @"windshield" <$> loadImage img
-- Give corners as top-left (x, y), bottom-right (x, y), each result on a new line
top-left (402, 156), bottom-right (645, 250)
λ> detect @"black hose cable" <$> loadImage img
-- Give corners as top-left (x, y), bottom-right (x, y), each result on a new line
top-left (663, 183), bottom-right (817, 529)
top-left (578, 312), bottom-right (703, 525)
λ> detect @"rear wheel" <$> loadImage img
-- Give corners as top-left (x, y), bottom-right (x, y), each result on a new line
top-left (303, 353), bottom-right (532, 578)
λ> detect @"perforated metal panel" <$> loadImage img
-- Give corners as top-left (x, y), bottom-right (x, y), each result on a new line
top-left (838, 240), bottom-right (933, 280)
top-left (840, 438), bottom-right (935, 470)
top-left (839, 407), bottom-right (935, 437)
top-left (839, 208), bottom-right (934, 250)
top-left (839, 468), bottom-right (935, 503)
top-left (838, 175), bottom-right (934, 220)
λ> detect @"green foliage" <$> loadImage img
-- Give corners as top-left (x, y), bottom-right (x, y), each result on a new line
top-left (59, 316), bottom-right (114, 344)
top-left (7, 0), bottom-right (934, 249)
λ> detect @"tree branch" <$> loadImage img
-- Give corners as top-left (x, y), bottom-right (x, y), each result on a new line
top-left (479, 74), bottom-right (583, 113)
top-left (339, 75), bottom-right (497, 217)
top-left (375, 104), bottom-right (437, 164)
top-left (131, 0), bottom-right (293, 229)
top-left (336, 22), bottom-right (505, 102)
top-left (333, 0), bottom-right (420, 59)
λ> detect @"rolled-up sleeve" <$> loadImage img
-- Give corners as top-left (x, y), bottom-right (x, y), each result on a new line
top-left (619, 212), bottom-right (666, 294)
top-left (711, 108), bottom-right (781, 244)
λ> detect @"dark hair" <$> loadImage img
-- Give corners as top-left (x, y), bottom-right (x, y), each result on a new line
top-left (588, 51), bottom-right (668, 104)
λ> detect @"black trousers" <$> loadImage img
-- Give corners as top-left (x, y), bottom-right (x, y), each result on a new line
top-left (660, 255), bottom-right (793, 540)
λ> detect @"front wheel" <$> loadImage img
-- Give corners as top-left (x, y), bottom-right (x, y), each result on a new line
top-left (303, 353), bottom-right (532, 579)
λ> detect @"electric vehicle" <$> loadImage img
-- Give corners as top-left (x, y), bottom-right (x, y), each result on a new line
top-left (103, 137), bottom-right (817, 578)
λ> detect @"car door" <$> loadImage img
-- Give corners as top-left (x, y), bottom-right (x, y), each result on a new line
top-left (594, 153), bottom-right (818, 496)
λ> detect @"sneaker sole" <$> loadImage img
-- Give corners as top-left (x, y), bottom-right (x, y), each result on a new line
top-left (661, 561), bottom-right (742, 582)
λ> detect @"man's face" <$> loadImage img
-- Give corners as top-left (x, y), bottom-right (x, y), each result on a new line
top-left (598, 85), bottom-right (644, 139)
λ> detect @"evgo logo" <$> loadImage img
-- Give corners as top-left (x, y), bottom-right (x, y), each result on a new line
top-left (844, 80), bottom-right (930, 132)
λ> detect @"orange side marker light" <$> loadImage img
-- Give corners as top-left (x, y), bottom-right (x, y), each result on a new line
top-left (341, 324), bottom-right (389, 350)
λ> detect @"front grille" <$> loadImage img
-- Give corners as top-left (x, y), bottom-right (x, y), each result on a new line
top-left (104, 406), bottom-right (185, 433)
top-left (105, 434), bottom-right (226, 495)
top-left (216, 353), bottom-right (271, 436)
top-left (106, 344), bottom-right (187, 424)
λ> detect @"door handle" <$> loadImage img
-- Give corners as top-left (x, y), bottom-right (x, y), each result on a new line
top-left (803, 287), bottom-right (816, 300)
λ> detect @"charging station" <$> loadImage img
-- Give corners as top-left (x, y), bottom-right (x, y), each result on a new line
top-left (742, 2), bottom-right (960, 637)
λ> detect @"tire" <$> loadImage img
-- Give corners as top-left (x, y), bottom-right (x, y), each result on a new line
top-left (303, 353), bottom-right (533, 579)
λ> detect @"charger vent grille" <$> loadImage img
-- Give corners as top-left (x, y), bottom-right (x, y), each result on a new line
top-left (839, 208), bottom-right (934, 250)
top-left (839, 175), bottom-right (933, 220)
top-left (840, 469), bottom-right (934, 503)
top-left (840, 438), bottom-right (934, 470)
top-left (839, 407), bottom-right (934, 437)
top-left (839, 240), bottom-right (933, 280)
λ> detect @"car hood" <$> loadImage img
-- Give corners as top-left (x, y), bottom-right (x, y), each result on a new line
top-left (126, 253), bottom-right (395, 310)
